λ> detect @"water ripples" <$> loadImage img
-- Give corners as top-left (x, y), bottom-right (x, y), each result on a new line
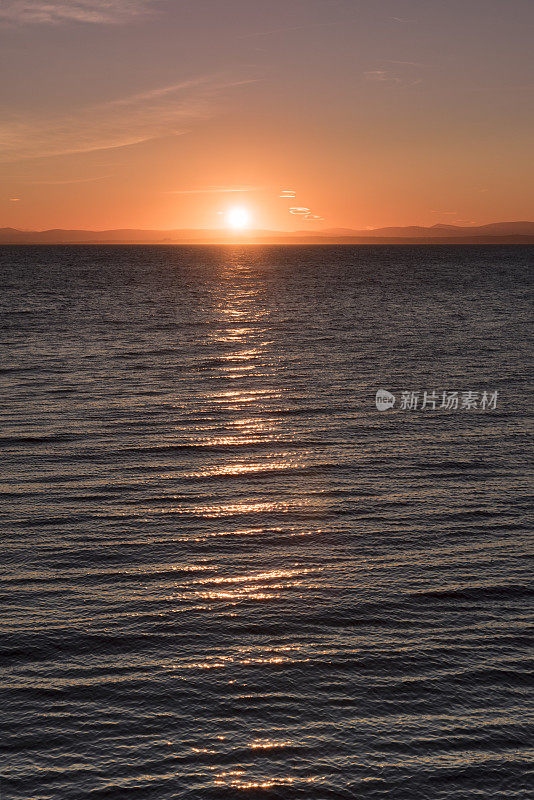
top-left (1, 245), bottom-right (533, 798)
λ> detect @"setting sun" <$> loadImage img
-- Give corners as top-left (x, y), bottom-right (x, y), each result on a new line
top-left (226, 207), bottom-right (251, 230)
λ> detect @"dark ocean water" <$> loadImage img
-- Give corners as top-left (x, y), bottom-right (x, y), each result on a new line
top-left (1, 244), bottom-right (533, 800)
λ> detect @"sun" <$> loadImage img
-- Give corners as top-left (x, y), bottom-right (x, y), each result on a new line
top-left (225, 206), bottom-right (251, 230)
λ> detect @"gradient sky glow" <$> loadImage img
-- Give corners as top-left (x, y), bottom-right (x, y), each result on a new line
top-left (1, 0), bottom-right (533, 231)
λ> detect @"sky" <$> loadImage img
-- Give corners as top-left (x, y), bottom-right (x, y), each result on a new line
top-left (1, 0), bottom-right (533, 232)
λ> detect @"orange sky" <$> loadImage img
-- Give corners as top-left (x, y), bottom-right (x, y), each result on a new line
top-left (1, 0), bottom-right (533, 231)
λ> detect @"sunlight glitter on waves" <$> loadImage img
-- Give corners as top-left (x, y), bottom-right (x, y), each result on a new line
top-left (188, 434), bottom-right (280, 445)
top-left (226, 416), bottom-right (282, 427)
top-left (215, 293), bottom-right (266, 304)
top-left (183, 434), bottom-right (284, 446)
top-left (248, 739), bottom-right (294, 750)
top-left (149, 418), bottom-right (280, 436)
top-left (189, 525), bottom-right (323, 540)
top-left (217, 348), bottom-right (262, 360)
top-left (191, 739), bottom-right (296, 753)
top-left (195, 590), bottom-right (282, 601)
top-left (214, 772), bottom-right (318, 789)
top-left (206, 388), bottom-right (282, 402)
top-left (211, 333), bottom-right (273, 345)
top-left (206, 396), bottom-right (282, 407)
top-left (211, 327), bottom-right (249, 337)
top-left (142, 498), bottom-right (325, 517)
top-left (99, 495), bottom-right (328, 519)
top-left (190, 568), bottom-right (313, 585)
top-left (171, 647), bottom-right (312, 672)
top-left (215, 306), bottom-right (269, 320)
top-left (108, 524), bottom-right (325, 544)
top-left (217, 364), bottom-right (257, 373)
top-left (178, 582), bottom-right (312, 603)
top-left (182, 459), bottom-right (306, 478)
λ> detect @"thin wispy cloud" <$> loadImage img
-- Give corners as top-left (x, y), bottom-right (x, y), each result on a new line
top-left (0, 1), bottom-right (156, 25)
top-left (364, 70), bottom-right (397, 83)
top-left (17, 175), bottom-right (112, 185)
top-left (386, 60), bottom-right (426, 67)
top-left (364, 68), bottom-right (422, 87)
top-left (0, 76), bottom-right (254, 163)
top-left (289, 207), bottom-right (323, 222)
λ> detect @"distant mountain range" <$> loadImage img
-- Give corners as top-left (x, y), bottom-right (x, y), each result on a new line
top-left (1, 221), bottom-right (534, 244)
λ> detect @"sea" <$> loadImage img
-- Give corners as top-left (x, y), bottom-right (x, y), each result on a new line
top-left (1, 244), bottom-right (533, 799)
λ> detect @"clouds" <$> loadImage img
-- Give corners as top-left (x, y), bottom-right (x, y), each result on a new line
top-left (0, 77), bottom-right (252, 163)
top-left (289, 206), bottom-right (323, 222)
top-left (16, 175), bottom-right (112, 185)
top-left (364, 64), bottom-right (423, 87)
top-left (364, 70), bottom-right (397, 83)
top-left (0, 1), bottom-right (156, 25)
top-left (280, 189), bottom-right (323, 223)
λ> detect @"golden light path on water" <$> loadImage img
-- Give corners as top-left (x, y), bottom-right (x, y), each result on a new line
top-left (147, 251), bottom-right (330, 792)
top-left (173, 257), bottom-right (325, 792)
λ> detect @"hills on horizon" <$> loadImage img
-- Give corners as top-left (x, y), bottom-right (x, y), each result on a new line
top-left (1, 221), bottom-right (534, 244)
